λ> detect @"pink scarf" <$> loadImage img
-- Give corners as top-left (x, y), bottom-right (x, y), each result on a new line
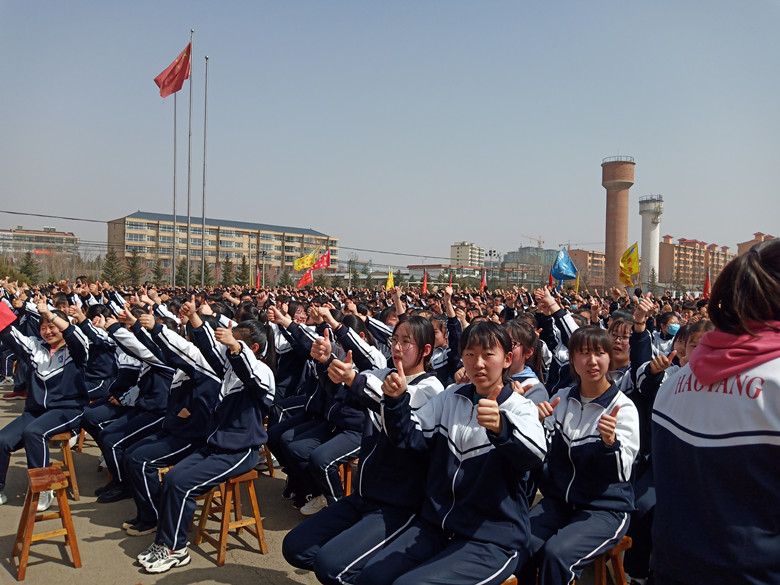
top-left (689, 321), bottom-right (780, 385)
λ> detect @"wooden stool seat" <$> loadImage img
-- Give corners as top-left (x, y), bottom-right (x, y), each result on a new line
top-left (12, 466), bottom-right (81, 581)
top-left (194, 469), bottom-right (267, 566)
top-left (339, 458), bottom-right (358, 497)
top-left (47, 432), bottom-right (80, 501)
top-left (572, 535), bottom-right (633, 585)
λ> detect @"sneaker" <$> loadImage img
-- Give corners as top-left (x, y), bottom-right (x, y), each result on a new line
top-left (143, 545), bottom-right (191, 574)
top-left (68, 434), bottom-right (78, 449)
top-left (300, 494), bottom-right (327, 515)
top-left (122, 516), bottom-right (139, 530)
top-left (137, 542), bottom-right (166, 564)
top-left (98, 455), bottom-right (107, 471)
top-left (2, 390), bottom-right (27, 399)
top-left (281, 477), bottom-right (296, 500)
top-left (126, 520), bottom-right (157, 537)
top-left (292, 492), bottom-right (313, 510)
top-left (97, 484), bottom-right (132, 503)
top-left (37, 490), bottom-right (54, 512)
top-left (95, 479), bottom-right (119, 497)
top-left (1, 376), bottom-right (15, 386)
top-left (0, 491), bottom-right (7, 505)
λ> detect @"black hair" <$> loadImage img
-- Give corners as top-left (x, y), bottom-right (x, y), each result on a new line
top-left (502, 319), bottom-right (545, 382)
top-left (210, 301), bottom-right (234, 320)
top-left (234, 301), bottom-right (260, 323)
top-left (342, 314), bottom-right (376, 347)
top-left (459, 321), bottom-right (513, 383)
top-left (394, 316), bottom-right (434, 372)
top-left (568, 326), bottom-right (614, 385)
top-left (570, 313), bottom-right (589, 329)
top-left (657, 311), bottom-right (678, 327)
top-left (378, 306), bottom-right (398, 325)
top-left (709, 240), bottom-right (780, 335)
top-left (86, 304), bottom-right (111, 319)
top-left (234, 319), bottom-right (276, 374)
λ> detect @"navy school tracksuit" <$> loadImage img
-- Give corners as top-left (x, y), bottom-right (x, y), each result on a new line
top-left (518, 383), bottom-right (640, 585)
top-left (429, 315), bottom-right (463, 386)
top-left (95, 322), bottom-right (173, 485)
top-left (354, 382), bottom-right (547, 585)
top-left (146, 322), bottom-right (275, 551)
top-left (0, 319), bottom-right (89, 490)
top-left (77, 318), bottom-right (117, 400)
top-left (283, 368), bottom-right (444, 585)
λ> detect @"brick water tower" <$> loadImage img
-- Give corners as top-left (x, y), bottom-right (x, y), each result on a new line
top-left (602, 156), bottom-right (635, 288)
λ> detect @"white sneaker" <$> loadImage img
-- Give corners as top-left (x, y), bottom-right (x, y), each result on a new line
top-left (300, 494), bottom-right (327, 516)
top-left (69, 434), bottom-right (78, 449)
top-left (137, 542), bottom-right (166, 564)
top-left (0, 491), bottom-right (7, 505)
top-left (143, 545), bottom-right (191, 573)
top-left (37, 490), bottom-right (54, 512)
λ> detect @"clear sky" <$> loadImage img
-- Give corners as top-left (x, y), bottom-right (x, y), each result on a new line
top-left (1, 1), bottom-right (778, 266)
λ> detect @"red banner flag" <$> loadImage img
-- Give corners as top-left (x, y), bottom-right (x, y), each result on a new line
top-left (0, 302), bottom-right (18, 333)
top-left (255, 267), bottom-right (260, 290)
top-left (422, 271), bottom-right (428, 294)
top-left (296, 268), bottom-right (313, 289)
top-left (480, 270), bottom-right (487, 291)
top-left (312, 250), bottom-right (331, 270)
top-left (154, 43), bottom-right (191, 98)
top-left (449, 273), bottom-right (453, 286)
top-left (703, 269), bottom-right (711, 299)
top-left (548, 270), bottom-right (554, 288)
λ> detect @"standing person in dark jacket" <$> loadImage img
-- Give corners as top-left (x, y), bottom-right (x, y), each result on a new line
top-left (0, 298), bottom-right (89, 510)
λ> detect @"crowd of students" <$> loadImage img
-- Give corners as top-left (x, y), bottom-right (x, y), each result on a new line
top-left (0, 238), bottom-right (777, 584)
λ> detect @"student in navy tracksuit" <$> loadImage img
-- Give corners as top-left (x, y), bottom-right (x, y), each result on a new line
top-left (136, 302), bottom-right (275, 574)
top-left (283, 316), bottom-right (444, 584)
top-left (70, 303), bottom-right (117, 400)
top-left (429, 286), bottom-right (463, 386)
top-left (355, 321), bottom-right (547, 585)
top-left (651, 240), bottom-right (780, 585)
top-left (0, 299), bottom-right (89, 509)
top-left (519, 326), bottom-right (640, 585)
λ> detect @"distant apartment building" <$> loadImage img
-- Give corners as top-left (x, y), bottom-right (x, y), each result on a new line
top-left (450, 241), bottom-right (484, 268)
top-left (0, 226), bottom-right (80, 259)
top-left (107, 211), bottom-right (338, 284)
top-left (568, 249), bottom-right (606, 288)
top-left (737, 232), bottom-right (776, 256)
top-left (659, 235), bottom-right (735, 290)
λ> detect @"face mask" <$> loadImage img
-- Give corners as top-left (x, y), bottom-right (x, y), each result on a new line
top-left (667, 324), bottom-right (681, 336)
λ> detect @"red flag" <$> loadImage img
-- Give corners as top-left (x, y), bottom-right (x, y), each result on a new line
top-left (312, 250), bottom-right (331, 270)
top-left (449, 273), bottom-right (453, 286)
top-left (154, 43), bottom-right (191, 98)
top-left (480, 270), bottom-right (487, 291)
top-left (421, 271), bottom-right (428, 294)
top-left (296, 268), bottom-right (313, 289)
top-left (255, 267), bottom-right (260, 290)
top-left (703, 269), bottom-right (711, 299)
top-left (0, 302), bottom-right (18, 333)
top-left (548, 270), bottom-right (554, 288)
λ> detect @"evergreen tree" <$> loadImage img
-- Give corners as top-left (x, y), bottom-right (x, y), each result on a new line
top-left (330, 275), bottom-right (345, 289)
top-left (361, 263), bottom-right (375, 290)
top-left (349, 261), bottom-right (362, 288)
top-left (101, 249), bottom-right (124, 285)
top-left (152, 258), bottom-right (166, 285)
top-left (125, 248), bottom-right (144, 286)
top-left (278, 268), bottom-right (293, 287)
top-left (175, 258), bottom-right (189, 287)
top-left (648, 267), bottom-right (660, 298)
top-left (19, 251), bottom-right (40, 284)
top-left (394, 269), bottom-right (403, 286)
top-left (220, 256), bottom-right (234, 287)
top-left (313, 271), bottom-right (329, 288)
top-left (194, 262), bottom-right (214, 287)
top-left (235, 255), bottom-right (250, 287)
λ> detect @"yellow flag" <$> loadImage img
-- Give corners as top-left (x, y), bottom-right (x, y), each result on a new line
top-left (386, 267), bottom-right (394, 291)
top-left (294, 251), bottom-right (316, 272)
top-left (574, 273), bottom-right (580, 293)
top-left (620, 242), bottom-right (639, 274)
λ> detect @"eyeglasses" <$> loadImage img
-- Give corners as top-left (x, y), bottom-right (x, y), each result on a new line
top-left (388, 336), bottom-right (416, 352)
top-left (611, 334), bottom-right (630, 342)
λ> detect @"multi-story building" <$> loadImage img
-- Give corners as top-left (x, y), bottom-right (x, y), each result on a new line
top-left (450, 241), bottom-right (485, 268)
top-left (659, 235), bottom-right (735, 291)
top-left (107, 211), bottom-right (338, 284)
top-left (568, 249), bottom-right (606, 288)
top-left (737, 232), bottom-right (776, 256)
top-left (0, 226), bottom-right (80, 276)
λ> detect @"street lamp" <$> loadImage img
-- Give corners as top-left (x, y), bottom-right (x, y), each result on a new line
top-left (261, 250), bottom-right (267, 288)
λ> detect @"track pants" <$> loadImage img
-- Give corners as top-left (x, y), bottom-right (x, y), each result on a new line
top-left (80, 397), bottom-right (131, 442)
top-left (0, 408), bottom-right (83, 488)
top-left (155, 446), bottom-right (258, 551)
top-left (282, 494), bottom-right (417, 585)
top-left (518, 497), bottom-right (630, 585)
top-left (97, 410), bottom-right (164, 483)
top-left (355, 518), bottom-right (520, 585)
top-left (124, 432), bottom-right (199, 525)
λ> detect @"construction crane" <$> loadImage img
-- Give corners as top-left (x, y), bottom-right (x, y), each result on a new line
top-left (558, 241), bottom-right (604, 250)
top-left (521, 235), bottom-right (544, 249)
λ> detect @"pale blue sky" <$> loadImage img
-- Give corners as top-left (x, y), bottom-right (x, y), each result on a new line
top-left (1, 1), bottom-right (778, 265)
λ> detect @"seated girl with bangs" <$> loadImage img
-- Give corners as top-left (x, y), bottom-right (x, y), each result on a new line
top-left (519, 326), bottom-right (640, 585)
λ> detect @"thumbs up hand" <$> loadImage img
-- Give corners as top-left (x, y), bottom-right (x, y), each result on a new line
top-left (327, 350), bottom-right (356, 386)
top-left (215, 321), bottom-right (241, 354)
top-left (310, 328), bottom-right (333, 363)
top-left (381, 359), bottom-right (407, 398)
top-left (537, 396), bottom-right (560, 422)
top-left (138, 306), bottom-right (156, 330)
top-left (476, 385), bottom-right (503, 433)
top-left (598, 405), bottom-right (621, 446)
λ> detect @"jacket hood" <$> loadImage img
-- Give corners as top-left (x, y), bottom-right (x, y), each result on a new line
top-left (689, 321), bottom-right (780, 385)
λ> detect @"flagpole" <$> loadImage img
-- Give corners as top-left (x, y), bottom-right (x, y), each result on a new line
top-left (186, 28), bottom-right (194, 290)
top-left (200, 55), bottom-right (209, 288)
top-left (172, 93), bottom-right (177, 287)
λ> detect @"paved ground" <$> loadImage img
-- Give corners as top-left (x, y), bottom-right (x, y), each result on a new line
top-left (0, 384), bottom-right (602, 585)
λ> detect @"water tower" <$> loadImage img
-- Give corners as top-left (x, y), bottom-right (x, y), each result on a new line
top-left (602, 156), bottom-right (635, 287)
top-left (639, 195), bottom-right (664, 287)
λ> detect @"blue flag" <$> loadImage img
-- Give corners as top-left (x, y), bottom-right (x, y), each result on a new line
top-left (551, 248), bottom-right (578, 281)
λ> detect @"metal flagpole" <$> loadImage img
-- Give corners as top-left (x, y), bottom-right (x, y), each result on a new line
top-left (186, 28), bottom-right (194, 289)
top-left (172, 93), bottom-right (177, 287)
top-left (201, 55), bottom-right (209, 288)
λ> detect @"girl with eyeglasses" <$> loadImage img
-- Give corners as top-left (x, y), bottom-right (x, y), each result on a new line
top-left (283, 316), bottom-right (444, 584)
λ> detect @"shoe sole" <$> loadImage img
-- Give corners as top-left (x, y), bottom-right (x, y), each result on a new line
top-left (127, 525), bottom-right (157, 537)
top-left (122, 519), bottom-right (138, 530)
top-left (144, 555), bottom-right (191, 573)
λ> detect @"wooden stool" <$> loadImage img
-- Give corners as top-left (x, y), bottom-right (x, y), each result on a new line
top-left (194, 469), bottom-right (267, 566)
top-left (259, 417), bottom-right (275, 478)
top-left (500, 578), bottom-right (517, 585)
top-left (12, 466), bottom-right (81, 581)
top-left (591, 535), bottom-right (632, 585)
top-left (48, 432), bottom-right (80, 501)
top-left (339, 458), bottom-right (358, 497)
